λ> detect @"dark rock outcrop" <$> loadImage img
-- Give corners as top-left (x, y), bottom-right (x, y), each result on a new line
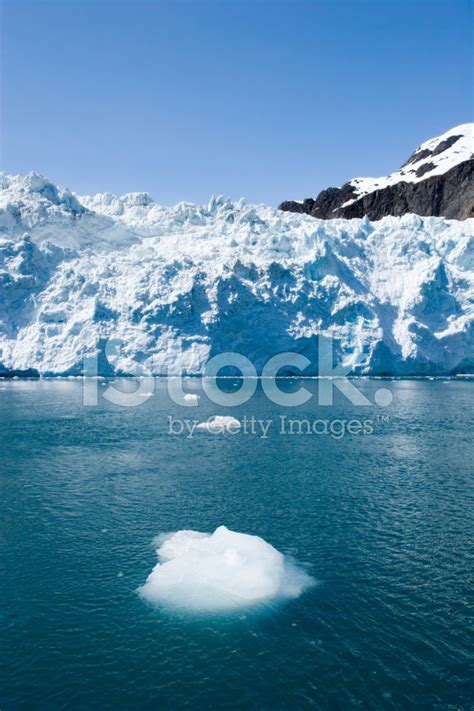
top-left (279, 127), bottom-right (473, 221)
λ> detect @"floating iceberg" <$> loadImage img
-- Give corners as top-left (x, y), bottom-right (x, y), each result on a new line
top-left (183, 393), bottom-right (200, 403)
top-left (195, 415), bottom-right (241, 433)
top-left (138, 526), bottom-right (313, 612)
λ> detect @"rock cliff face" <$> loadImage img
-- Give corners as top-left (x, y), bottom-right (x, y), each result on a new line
top-left (279, 124), bottom-right (473, 221)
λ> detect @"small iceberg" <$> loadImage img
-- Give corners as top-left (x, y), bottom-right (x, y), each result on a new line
top-left (138, 526), bottom-right (313, 612)
top-left (195, 415), bottom-right (241, 433)
top-left (183, 393), bottom-right (200, 403)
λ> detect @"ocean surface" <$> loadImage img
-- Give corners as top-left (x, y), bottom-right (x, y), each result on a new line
top-left (1, 378), bottom-right (473, 710)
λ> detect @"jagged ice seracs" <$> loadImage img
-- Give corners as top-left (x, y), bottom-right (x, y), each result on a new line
top-left (0, 172), bottom-right (473, 376)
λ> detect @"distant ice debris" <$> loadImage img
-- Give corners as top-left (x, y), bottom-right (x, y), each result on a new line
top-left (196, 415), bottom-right (241, 433)
top-left (138, 526), bottom-right (313, 612)
top-left (183, 393), bottom-right (200, 403)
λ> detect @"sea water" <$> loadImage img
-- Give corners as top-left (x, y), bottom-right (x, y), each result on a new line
top-left (0, 378), bottom-right (472, 709)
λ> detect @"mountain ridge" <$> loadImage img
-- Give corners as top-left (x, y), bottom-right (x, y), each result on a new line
top-left (279, 123), bottom-right (474, 221)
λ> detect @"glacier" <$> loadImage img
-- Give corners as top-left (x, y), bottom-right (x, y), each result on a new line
top-left (0, 172), bottom-right (473, 376)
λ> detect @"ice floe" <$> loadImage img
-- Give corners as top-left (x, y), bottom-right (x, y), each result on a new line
top-left (139, 526), bottom-right (314, 612)
top-left (195, 415), bottom-right (241, 433)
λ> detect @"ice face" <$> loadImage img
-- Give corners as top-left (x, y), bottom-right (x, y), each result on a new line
top-left (1, 170), bottom-right (473, 376)
top-left (138, 526), bottom-right (314, 612)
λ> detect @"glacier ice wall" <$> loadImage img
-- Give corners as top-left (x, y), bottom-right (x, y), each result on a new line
top-left (0, 172), bottom-right (473, 376)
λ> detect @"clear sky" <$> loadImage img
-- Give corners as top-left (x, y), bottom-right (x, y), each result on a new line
top-left (1, 0), bottom-right (472, 205)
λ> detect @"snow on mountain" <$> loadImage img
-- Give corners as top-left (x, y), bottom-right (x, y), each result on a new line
top-left (0, 172), bottom-right (473, 376)
top-left (344, 123), bottom-right (473, 205)
top-left (280, 123), bottom-right (474, 221)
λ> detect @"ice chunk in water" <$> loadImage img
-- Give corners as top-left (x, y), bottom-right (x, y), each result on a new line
top-left (195, 415), bottom-right (241, 433)
top-left (138, 526), bottom-right (313, 612)
top-left (183, 393), bottom-right (200, 403)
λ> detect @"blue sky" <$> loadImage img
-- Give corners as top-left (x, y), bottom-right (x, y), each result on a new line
top-left (1, 0), bottom-right (472, 205)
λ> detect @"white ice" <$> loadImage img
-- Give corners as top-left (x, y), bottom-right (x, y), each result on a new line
top-left (138, 526), bottom-right (313, 612)
top-left (183, 393), bottom-right (200, 403)
top-left (195, 415), bottom-right (241, 433)
top-left (0, 164), bottom-right (473, 376)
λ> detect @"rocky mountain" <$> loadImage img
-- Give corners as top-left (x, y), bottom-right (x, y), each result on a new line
top-left (0, 172), bottom-right (472, 376)
top-left (279, 124), bottom-right (473, 221)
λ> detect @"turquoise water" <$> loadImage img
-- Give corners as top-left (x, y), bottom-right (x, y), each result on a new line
top-left (1, 378), bottom-right (473, 709)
